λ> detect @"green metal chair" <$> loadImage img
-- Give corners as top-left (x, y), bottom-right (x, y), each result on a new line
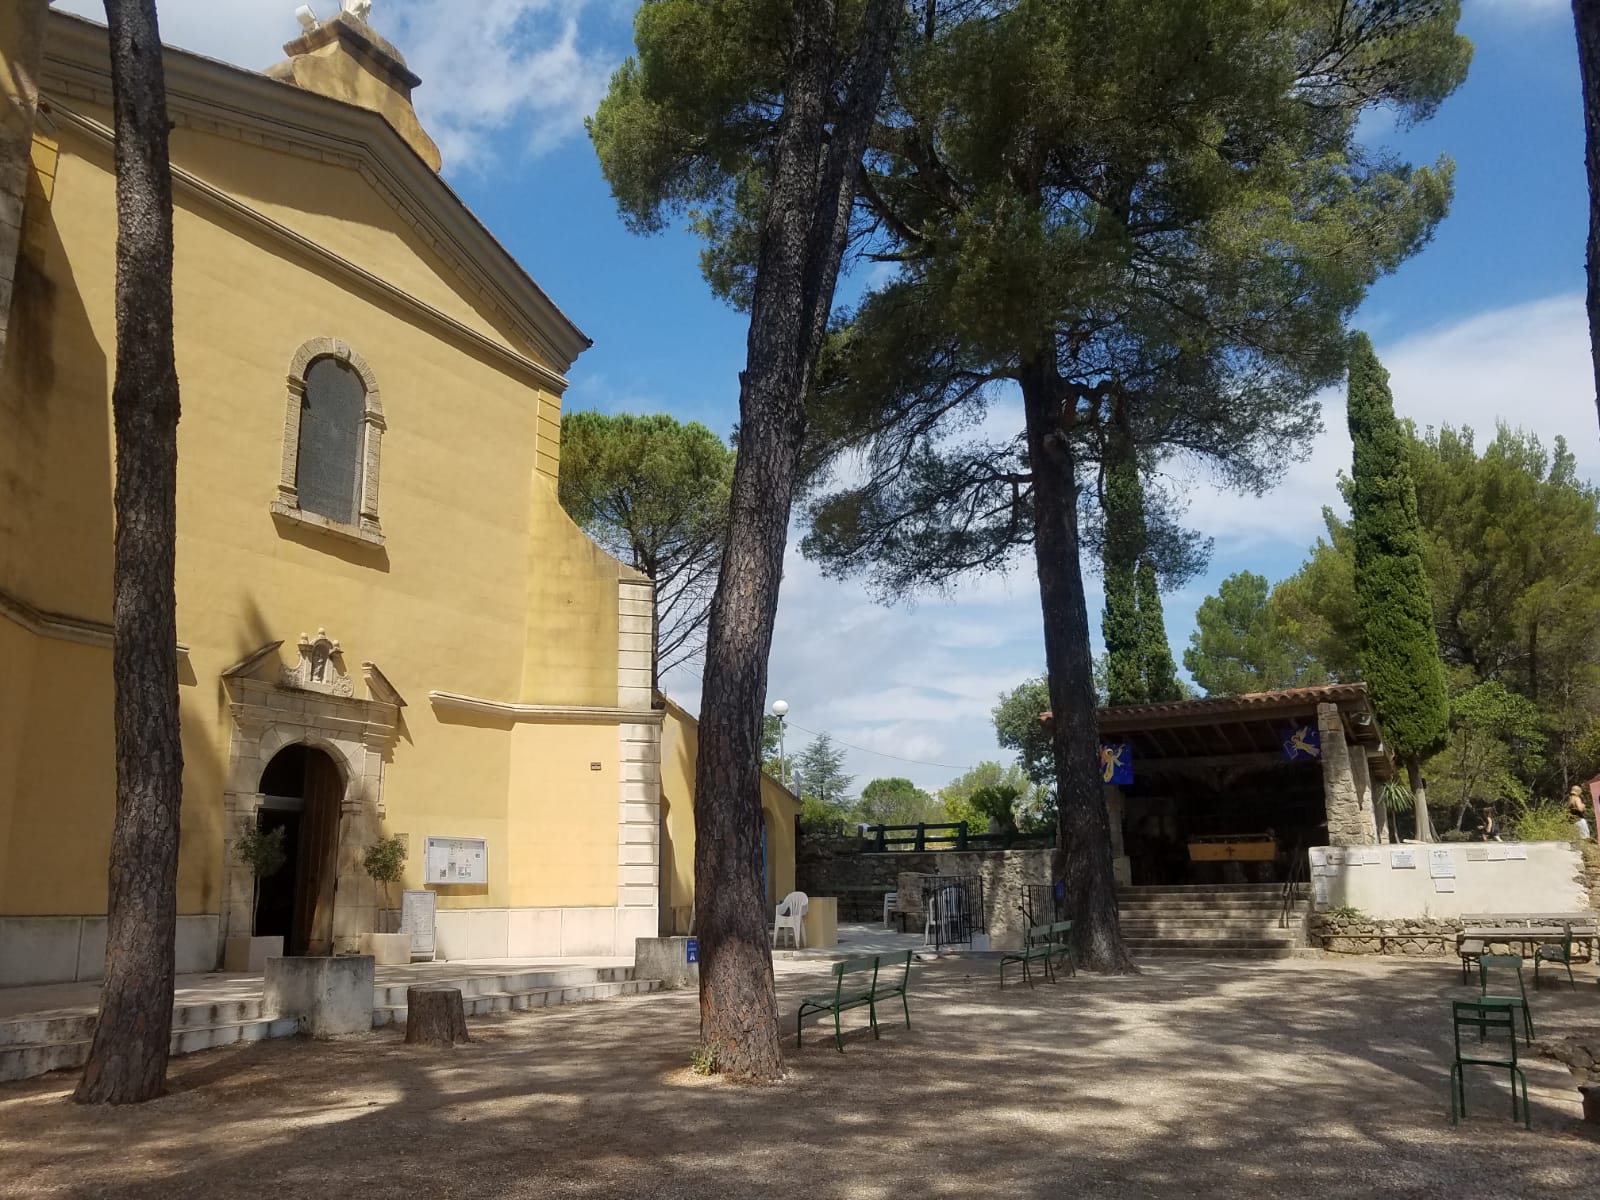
top-left (1449, 999), bottom-right (1530, 1128)
top-left (1535, 924), bottom-right (1578, 989)
top-left (797, 955), bottom-right (879, 1052)
top-left (1477, 953), bottom-right (1534, 1044)
top-left (1048, 920), bottom-right (1076, 978)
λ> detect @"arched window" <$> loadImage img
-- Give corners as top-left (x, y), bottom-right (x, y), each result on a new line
top-left (273, 338), bottom-right (385, 546)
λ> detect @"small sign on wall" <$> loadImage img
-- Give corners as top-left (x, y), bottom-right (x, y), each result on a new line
top-left (400, 889), bottom-right (436, 961)
top-left (424, 836), bottom-right (488, 885)
top-left (1428, 848), bottom-right (1456, 879)
top-left (1390, 848), bottom-right (1417, 869)
top-left (686, 937), bottom-right (699, 964)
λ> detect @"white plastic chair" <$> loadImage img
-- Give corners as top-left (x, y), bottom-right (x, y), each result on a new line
top-left (883, 890), bottom-right (899, 929)
top-left (773, 891), bottom-right (808, 948)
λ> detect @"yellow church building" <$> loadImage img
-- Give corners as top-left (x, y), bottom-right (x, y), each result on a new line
top-left (0, 5), bottom-right (797, 986)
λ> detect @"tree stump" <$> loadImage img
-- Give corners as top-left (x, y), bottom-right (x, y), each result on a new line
top-left (404, 985), bottom-right (468, 1046)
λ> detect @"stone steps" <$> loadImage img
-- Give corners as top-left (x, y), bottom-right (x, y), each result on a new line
top-left (1118, 883), bottom-right (1306, 961)
top-left (2, 965), bottom-right (661, 1083)
top-left (371, 976), bottom-right (662, 1027)
top-left (0, 1014), bottom-right (302, 1083)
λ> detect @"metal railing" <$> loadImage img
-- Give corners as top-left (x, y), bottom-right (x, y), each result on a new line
top-left (867, 822), bottom-right (970, 852)
top-left (1280, 839), bottom-right (1307, 929)
top-left (920, 875), bottom-right (986, 951)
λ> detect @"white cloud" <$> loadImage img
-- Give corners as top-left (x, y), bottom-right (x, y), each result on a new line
top-left (1176, 294), bottom-right (1599, 555)
top-left (1474, 0), bottom-right (1569, 15)
top-left (55, 0), bottom-right (624, 168)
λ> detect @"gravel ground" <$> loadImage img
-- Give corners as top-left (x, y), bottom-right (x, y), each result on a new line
top-left (2, 956), bottom-right (1597, 1199)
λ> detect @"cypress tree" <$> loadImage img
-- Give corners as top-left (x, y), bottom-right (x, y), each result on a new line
top-left (1101, 415), bottom-right (1147, 706)
top-left (1136, 557), bottom-right (1183, 703)
top-left (1346, 333), bottom-right (1450, 840)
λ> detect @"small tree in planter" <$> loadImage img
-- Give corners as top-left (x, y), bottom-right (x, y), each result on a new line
top-left (235, 821), bottom-right (287, 936)
top-left (362, 835), bottom-right (408, 932)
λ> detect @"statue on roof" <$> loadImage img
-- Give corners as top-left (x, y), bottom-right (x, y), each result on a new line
top-left (343, 0), bottom-right (372, 22)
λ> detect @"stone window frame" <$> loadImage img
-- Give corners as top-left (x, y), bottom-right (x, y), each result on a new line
top-left (270, 337), bottom-right (386, 547)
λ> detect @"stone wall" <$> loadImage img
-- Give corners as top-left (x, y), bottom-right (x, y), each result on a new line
top-left (797, 848), bottom-right (1051, 950)
top-left (1311, 913), bottom-right (1459, 956)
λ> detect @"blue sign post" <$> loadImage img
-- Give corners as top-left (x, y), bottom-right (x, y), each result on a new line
top-left (686, 937), bottom-right (699, 964)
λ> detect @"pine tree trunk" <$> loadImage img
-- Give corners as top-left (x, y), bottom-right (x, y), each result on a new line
top-left (1021, 365), bottom-right (1136, 974)
top-left (75, 0), bottom-right (183, 1106)
top-left (1406, 757), bottom-right (1433, 843)
top-left (692, 0), bottom-right (898, 1079)
top-left (1576, 0), bottom-right (1600, 428)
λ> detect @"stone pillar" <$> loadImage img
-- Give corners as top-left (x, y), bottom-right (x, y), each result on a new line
top-left (221, 791), bottom-right (264, 944)
top-left (1318, 702), bottom-right (1375, 847)
top-left (1104, 785), bottom-right (1132, 886)
top-left (331, 742), bottom-right (386, 954)
top-left (0, 0), bottom-right (48, 365)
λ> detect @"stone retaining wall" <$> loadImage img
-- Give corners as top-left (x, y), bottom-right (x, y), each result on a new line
top-left (1311, 914), bottom-right (1460, 956)
top-left (797, 848), bottom-right (1051, 949)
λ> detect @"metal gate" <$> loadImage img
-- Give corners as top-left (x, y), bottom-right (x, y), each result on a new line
top-left (920, 875), bottom-right (985, 952)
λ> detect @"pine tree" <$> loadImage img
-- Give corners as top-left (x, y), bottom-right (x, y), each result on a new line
top-left (1346, 332), bottom-right (1450, 840)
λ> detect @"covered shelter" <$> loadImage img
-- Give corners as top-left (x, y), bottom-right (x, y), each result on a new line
top-left (1092, 684), bottom-right (1394, 886)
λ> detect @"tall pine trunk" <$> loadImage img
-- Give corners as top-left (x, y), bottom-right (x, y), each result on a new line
top-left (75, 0), bottom-right (183, 1106)
top-left (1406, 757), bottom-right (1433, 843)
top-left (1021, 364), bottom-right (1136, 974)
top-left (692, 0), bottom-right (898, 1079)
top-left (1576, 0), bottom-right (1600, 428)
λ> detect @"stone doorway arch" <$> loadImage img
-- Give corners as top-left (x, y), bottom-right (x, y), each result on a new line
top-left (221, 638), bottom-right (401, 957)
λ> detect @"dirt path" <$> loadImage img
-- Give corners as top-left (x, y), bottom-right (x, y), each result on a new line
top-left (2, 957), bottom-right (1595, 1198)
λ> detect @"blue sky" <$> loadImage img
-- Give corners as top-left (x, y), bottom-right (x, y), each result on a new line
top-left (68, 0), bottom-right (1600, 793)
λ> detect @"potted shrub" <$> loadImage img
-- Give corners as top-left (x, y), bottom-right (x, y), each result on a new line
top-left (224, 820), bottom-right (287, 972)
top-left (359, 834), bottom-right (412, 965)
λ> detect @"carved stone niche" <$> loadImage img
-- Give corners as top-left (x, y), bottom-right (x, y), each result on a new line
top-left (281, 627), bottom-right (355, 697)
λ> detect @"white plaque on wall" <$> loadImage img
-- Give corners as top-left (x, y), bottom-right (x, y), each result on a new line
top-left (425, 836), bottom-right (488, 885)
top-left (399, 889), bottom-right (436, 961)
top-left (1428, 847), bottom-right (1456, 879)
top-left (1390, 848), bottom-right (1417, 869)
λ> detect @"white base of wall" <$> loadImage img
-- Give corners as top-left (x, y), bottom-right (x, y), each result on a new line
top-left (0, 915), bottom-right (220, 986)
top-left (1313, 841), bottom-right (1589, 919)
top-left (431, 906), bottom-right (657, 960)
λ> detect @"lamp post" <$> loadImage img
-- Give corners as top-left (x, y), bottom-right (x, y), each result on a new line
top-left (771, 699), bottom-right (789, 789)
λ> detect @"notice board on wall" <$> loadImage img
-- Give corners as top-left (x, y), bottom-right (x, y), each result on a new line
top-left (424, 836), bottom-right (488, 885)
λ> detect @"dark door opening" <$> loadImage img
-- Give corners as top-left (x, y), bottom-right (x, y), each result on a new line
top-left (256, 743), bottom-right (344, 955)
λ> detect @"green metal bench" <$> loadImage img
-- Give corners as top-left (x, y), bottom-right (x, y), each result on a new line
top-left (1000, 923), bottom-right (1056, 989)
top-left (870, 949), bottom-right (913, 1037)
top-left (1047, 920), bottom-right (1076, 978)
top-left (800, 960), bottom-right (889, 1049)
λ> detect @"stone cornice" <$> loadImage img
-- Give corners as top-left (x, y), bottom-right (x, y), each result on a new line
top-left (429, 691), bottom-right (664, 725)
top-left (0, 585), bottom-right (189, 657)
top-left (46, 100), bottom-right (572, 395)
top-left (39, 10), bottom-right (591, 376)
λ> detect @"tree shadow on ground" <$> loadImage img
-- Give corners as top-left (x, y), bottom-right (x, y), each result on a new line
top-left (2, 957), bottom-right (1596, 1199)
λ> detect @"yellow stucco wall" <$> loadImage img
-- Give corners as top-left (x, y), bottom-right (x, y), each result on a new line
top-left (0, 72), bottom-right (635, 927)
top-left (507, 721), bottom-right (619, 908)
top-left (658, 699), bottom-right (799, 934)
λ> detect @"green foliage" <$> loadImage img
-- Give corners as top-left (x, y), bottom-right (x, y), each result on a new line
top-left (1326, 905), bottom-right (1367, 922)
top-left (558, 411), bottom-right (735, 681)
top-left (1345, 333), bottom-right (1450, 766)
top-left (1135, 559), bottom-right (1183, 704)
top-left (939, 761), bottom-right (1046, 832)
top-left (855, 777), bottom-right (941, 827)
top-left (1184, 572), bottom-right (1332, 696)
top-left (760, 714), bottom-right (787, 784)
top-left (1429, 681), bottom-right (1545, 830)
top-left (690, 1042), bottom-right (719, 1076)
top-left (1380, 780), bottom-right (1415, 816)
top-left (1513, 804), bottom-right (1579, 843)
top-left (234, 822), bottom-right (286, 880)
top-left (993, 677), bottom-right (1055, 787)
top-left (791, 733), bottom-right (854, 810)
top-left (362, 835), bottom-right (408, 885)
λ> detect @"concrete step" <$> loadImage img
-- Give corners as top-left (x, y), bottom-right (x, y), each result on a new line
top-left (1118, 899), bottom-right (1294, 912)
top-left (1125, 935), bottom-right (1295, 954)
top-left (372, 977), bottom-right (664, 1028)
top-left (1117, 884), bottom-right (1298, 896)
top-left (1131, 944), bottom-right (1297, 960)
top-left (373, 965), bottom-right (636, 1008)
top-left (0, 1015), bottom-right (301, 1084)
top-left (1121, 921), bottom-right (1297, 938)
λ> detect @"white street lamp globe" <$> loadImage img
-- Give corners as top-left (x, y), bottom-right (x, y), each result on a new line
top-left (771, 699), bottom-right (789, 718)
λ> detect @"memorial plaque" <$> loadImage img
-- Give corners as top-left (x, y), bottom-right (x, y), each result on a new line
top-left (1390, 848), bottom-right (1416, 869)
top-left (399, 889), bottom-right (436, 961)
top-left (424, 836), bottom-right (488, 885)
top-left (1428, 848), bottom-right (1456, 879)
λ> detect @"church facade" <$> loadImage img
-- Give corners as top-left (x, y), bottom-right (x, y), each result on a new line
top-left (0, 6), bottom-right (768, 985)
